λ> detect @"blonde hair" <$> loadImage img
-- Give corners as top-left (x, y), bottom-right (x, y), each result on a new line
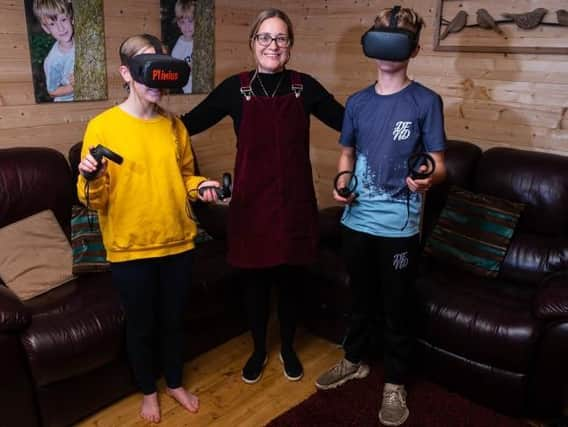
top-left (374, 7), bottom-right (424, 42)
top-left (118, 34), bottom-right (182, 162)
top-left (248, 8), bottom-right (294, 50)
top-left (174, 0), bottom-right (195, 19)
top-left (33, 0), bottom-right (73, 23)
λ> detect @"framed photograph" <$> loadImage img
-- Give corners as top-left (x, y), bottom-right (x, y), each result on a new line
top-left (160, 0), bottom-right (215, 94)
top-left (24, 0), bottom-right (107, 103)
top-left (434, 0), bottom-right (568, 54)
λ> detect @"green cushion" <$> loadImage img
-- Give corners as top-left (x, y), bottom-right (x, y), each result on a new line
top-left (71, 206), bottom-right (110, 274)
top-left (424, 186), bottom-right (524, 277)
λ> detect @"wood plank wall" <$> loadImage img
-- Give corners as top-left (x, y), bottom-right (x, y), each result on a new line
top-left (1, 0), bottom-right (567, 208)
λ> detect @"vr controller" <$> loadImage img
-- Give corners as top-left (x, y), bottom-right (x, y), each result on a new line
top-left (198, 173), bottom-right (232, 200)
top-left (128, 54), bottom-right (190, 89)
top-left (83, 145), bottom-right (124, 180)
top-left (408, 152), bottom-right (435, 180)
top-left (334, 170), bottom-right (359, 199)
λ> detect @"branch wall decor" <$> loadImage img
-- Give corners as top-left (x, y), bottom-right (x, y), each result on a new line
top-left (434, 0), bottom-right (568, 54)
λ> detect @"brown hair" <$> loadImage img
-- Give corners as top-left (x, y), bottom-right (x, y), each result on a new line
top-left (174, 0), bottom-right (195, 19)
top-left (248, 8), bottom-right (295, 50)
top-left (374, 7), bottom-right (424, 42)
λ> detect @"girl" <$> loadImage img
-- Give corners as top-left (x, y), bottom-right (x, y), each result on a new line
top-left (77, 34), bottom-right (219, 423)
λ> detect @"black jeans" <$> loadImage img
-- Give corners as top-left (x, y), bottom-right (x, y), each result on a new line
top-left (241, 265), bottom-right (302, 355)
top-left (112, 250), bottom-right (193, 395)
top-left (341, 226), bottom-right (419, 385)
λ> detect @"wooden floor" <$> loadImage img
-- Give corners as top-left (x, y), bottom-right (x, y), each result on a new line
top-left (77, 324), bottom-right (343, 427)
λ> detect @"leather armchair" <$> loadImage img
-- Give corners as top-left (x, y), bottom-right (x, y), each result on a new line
top-left (0, 146), bottom-right (247, 427)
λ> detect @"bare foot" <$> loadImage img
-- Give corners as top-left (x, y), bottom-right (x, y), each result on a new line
top-left (140, 392), bottom-right (160, 423)
top-left (166, 386), bottom-right (200, 413)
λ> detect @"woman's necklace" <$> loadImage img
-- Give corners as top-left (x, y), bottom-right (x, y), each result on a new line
top-left (252, 70), bottom-right (285, 97)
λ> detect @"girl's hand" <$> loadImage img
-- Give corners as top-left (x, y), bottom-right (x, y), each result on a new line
top-left (197, 180), bottom-right (221, 202)
top-left (78, 147), bottom-right (107, 179)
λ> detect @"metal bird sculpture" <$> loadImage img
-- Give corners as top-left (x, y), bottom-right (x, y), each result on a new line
top-left (476, 9), bottom-right (504, 35)
top-left (440, 10), bottom-right (468, 40)
top-left (557, 9), bottom-right (568, 26)
top-left (502, 8), bottom-right (548, 29)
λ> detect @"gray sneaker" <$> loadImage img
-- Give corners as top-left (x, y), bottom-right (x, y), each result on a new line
top-left (315, 358), bottom-right (370, 390)
top-left (378, 383), bottom-right (409, 426)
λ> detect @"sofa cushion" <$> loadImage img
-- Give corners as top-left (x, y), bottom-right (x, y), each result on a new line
top-left (424, 186), bottom-right (524, 278)
top-left (416, 264), bottom-right (539, 373)
top-left (0, 210), bottom-right (75, 300)
top-left (19, 272), bottom-right (125, 387)
top-left (71, 206), bottom-right (110, 274)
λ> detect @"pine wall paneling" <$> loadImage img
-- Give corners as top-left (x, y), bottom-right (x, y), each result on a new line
top-left (1, 0), bottom-right (567, 208)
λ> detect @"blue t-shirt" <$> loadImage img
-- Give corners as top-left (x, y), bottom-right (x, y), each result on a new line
top-left (339, 81), bottom-right (446, 237)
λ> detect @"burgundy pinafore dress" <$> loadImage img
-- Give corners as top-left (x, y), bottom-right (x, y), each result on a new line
top-left (227, 71), bottom-right (318, 268)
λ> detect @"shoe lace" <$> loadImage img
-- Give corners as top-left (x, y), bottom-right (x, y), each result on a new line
top-left (383, 389), bottom-right (407, 409)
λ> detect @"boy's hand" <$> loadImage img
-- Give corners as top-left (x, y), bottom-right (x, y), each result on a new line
top-left (78, 147), bottom-right (107, 179)
top-left (406, 165), bottom-right (432, 193)
top-left (333, 189), bottom-right (357, 204)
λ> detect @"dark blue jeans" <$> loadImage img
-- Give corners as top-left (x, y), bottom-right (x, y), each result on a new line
top-left (111, 250), bottom-right (193, 394)
top-left (341, 226), bottom-right (419, 385)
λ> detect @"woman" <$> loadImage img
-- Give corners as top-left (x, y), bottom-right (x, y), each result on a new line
top-left (77, 34), bottom-right (219, 423)
top-left (182, 8), bottom-right (344, 384)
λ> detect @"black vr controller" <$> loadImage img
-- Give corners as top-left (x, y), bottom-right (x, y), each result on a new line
top-left (198, 173), bottom-right (232, 200)
top-left (128, 54), bottom-right (190, 89)
top-left (83, 145), bottom-right (124, 180)
top-left (361, 5), bottom-right (422, 61)
top-left (334, 170), bottom-right (359, 199)
top-left (408, 152), bottom-right (435, 180)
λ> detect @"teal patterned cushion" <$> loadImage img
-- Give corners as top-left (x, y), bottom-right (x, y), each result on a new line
top-left (424, 186), bottom-right (524, 277)
top-left (71, 205), bottom-right (110, 274)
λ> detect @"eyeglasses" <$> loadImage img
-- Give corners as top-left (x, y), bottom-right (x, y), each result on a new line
top-left (254, 33), bottom-right (291, 48)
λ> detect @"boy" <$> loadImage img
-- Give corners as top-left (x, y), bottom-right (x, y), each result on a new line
top-left (33, 0), bottom-right (75, 102)
top-left (315, 6), bottom-right (447, 426)
top-left (171, 0), bottom-right (195, 94)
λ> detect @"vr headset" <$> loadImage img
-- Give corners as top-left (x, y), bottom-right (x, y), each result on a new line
top-left (361, 5), bottom-right (421, 62)
top-left (124, 34), bottom-right (190, 89)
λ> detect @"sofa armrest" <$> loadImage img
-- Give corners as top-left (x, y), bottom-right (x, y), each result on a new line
top-left (534, 271), bottom-right (568, 320)
top-left (0, 285), bottom-right (30, 332)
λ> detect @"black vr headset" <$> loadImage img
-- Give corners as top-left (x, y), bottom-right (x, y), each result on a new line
top-left (361, 5), bottom-right (421, 62)
top-left (124, 34), bottom-right (190, 89)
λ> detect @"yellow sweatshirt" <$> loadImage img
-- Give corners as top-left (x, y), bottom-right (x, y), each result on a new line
top-left (77, 106), bottom-right (206, 262)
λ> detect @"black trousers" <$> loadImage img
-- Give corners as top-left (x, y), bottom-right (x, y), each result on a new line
top-left (241, 265), bottom-right (301, 355)
top-left (341, 226), bottom-right (419, 385)
top-left (111, 250), bottom-right (193, 395)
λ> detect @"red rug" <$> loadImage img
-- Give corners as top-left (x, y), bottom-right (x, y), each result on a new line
top-left (267, 364), bottom-right (530, 427)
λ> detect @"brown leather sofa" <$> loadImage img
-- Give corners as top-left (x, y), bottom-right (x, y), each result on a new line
top-left (0, 146), bottom-right (247, 427)
top-left (303, 140), bottom-right (568, 419)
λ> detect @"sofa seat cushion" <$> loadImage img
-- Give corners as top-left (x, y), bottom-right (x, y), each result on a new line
top-left (416, 264), bottom-right (540, 374)
top-left (20, 274), bottom-right (124, 387)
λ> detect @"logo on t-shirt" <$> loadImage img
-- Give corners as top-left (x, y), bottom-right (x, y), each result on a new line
top-left (393, 121), bottom-right (412, 141)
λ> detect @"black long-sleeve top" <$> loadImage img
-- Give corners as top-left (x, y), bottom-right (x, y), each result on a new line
top-left (181, 69), bottom-right (345, 136)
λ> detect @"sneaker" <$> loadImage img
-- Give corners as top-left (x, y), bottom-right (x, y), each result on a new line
top-left (378, 383), bottom-right (409, 426)
top-left (314, 358), bottom-right (370, 390)
top-left (279, 350), bottom-right (303, 381)
top-left (241, 352), bottom-right (268, 384)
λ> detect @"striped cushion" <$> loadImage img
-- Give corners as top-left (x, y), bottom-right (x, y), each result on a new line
top-left (424, 186), bottom-right (524, 277)
top-left (71, 205), bottom-right (110, 274)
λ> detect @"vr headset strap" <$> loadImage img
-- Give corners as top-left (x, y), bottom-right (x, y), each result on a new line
top-left (390, 5), bottom-right (401, 28)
